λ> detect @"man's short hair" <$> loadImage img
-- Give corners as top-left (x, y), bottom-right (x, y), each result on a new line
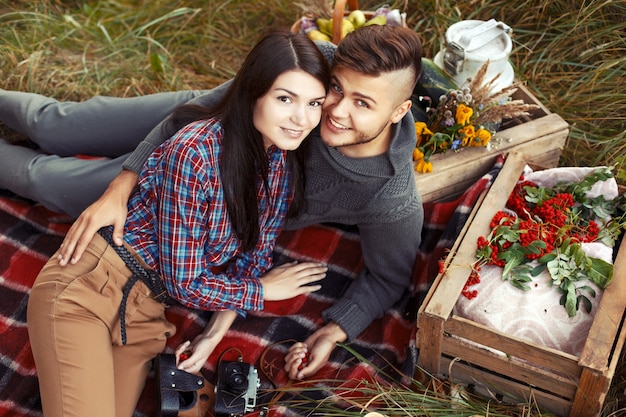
top-left (333, 25), bottom-right (422, 92)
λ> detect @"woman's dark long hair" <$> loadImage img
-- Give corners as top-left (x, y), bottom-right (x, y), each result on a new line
top-left (164, 31), bottom-right (330, 252)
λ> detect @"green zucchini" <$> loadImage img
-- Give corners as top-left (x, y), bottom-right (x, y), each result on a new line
top-left (411, 58), bottom-right (458, 122)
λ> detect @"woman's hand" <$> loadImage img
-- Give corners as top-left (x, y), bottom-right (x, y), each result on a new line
top-left (58, 170), bottom-right (138, 265)
top-left (175, 337), bottom-right (219, 375)
top-left (175, 310), bottom-right (238, 374)
top-left (260, 261), bottom-right (327, 301)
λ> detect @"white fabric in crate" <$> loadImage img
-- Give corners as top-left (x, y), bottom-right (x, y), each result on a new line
top-left (453, 166), bottom-right (618, 357)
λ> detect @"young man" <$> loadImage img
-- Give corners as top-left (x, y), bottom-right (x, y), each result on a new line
top-left (0, 25), bottom-right (423, 379)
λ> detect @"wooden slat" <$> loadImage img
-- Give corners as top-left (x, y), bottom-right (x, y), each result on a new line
top-left (444, 315), bottom-right (581, 377)
top-left (439, 356), bottom-right (572, 417)
top-left (579, 242), bottom-right (626, 371)
top-left (416, 313), bottom-right (445, 374)
top-left (570, 243), bottom-right (626, 416)
top-left (441, 334), bottom-right (579, 399)
top-left (417, 189), bottom-right (488, 311)
top-left (416, 129), bottom-right (566, 203)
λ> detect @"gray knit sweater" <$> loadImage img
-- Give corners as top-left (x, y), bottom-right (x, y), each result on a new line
top-left (290, 119), bottom-right (423, 340)
top-left (123, 43), bottom-right (424, 341)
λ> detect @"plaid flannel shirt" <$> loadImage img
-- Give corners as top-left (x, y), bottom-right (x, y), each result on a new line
top-left (124, 119), bottom-right (292, 315)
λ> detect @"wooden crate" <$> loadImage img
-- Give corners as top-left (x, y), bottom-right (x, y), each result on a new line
top-left (416, 152), bottom-right (626, 417)
top-left (414, 85), bottom-right (569, 203)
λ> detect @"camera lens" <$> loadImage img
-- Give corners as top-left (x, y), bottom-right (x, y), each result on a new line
top-left (226, 364), bottom-right (248, 394)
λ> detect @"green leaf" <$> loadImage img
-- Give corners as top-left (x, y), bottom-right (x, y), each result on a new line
top-left (531, 263), bottom-right (547, 277)
top-left (577, 285), bottom-right (597, 298)
top-left (547, 253), bottom-right (575, 284)
top-left (587, 257), bottom-right (613, 289)
top-left (150, 52), bottom-right (167, 74)
top-left (509, 265), bottom-right (534, 290)
top-left (538, 253), bottom-right (557, 264)
top-left (524, 240), bottom-right (547, 254)
top-left (577, 294), bottom-right (593, 314)
top-left (511, 279), bottom-right (531, 291)
top-left (501, 250), bottom-right (525, 279)
top-left (564, 281), bottom-right (577, 317)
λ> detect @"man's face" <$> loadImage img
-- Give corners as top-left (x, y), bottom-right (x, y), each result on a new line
top-left (319, 65), bottom-right (412, 158)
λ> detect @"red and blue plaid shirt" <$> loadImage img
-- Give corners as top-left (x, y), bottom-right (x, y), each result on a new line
top-left (124, 119), bottom-right (292, 315)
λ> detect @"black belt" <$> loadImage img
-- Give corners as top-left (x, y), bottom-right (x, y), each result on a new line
top-left (98, 227), bottom-right (172, 345)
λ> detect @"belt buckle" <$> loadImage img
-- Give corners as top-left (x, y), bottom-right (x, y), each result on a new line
top-left (153, 290), bottom-right (171, 306)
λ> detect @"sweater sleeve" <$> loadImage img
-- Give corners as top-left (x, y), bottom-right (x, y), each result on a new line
top-left (321, 206), bottom-right (423, 341)
top-left (122, 80), bottom-right (232, 173)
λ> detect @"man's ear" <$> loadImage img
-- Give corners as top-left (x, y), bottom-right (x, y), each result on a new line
top-left (391, 99), bottom-right (412, 124)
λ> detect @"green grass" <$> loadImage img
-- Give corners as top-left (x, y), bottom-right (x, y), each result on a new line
top-left (1, 0), bottom-right (625, 415)
top-left (406, 0), bottom-right (626, 169)
top-left (1, 0), bottom-right (623, 168)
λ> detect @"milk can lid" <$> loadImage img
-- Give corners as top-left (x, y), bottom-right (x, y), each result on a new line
top-left (445, 19), bottom-right (512, 59)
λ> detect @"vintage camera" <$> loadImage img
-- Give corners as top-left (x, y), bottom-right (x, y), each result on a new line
top-left (214, 359), bottom-right (260, 417)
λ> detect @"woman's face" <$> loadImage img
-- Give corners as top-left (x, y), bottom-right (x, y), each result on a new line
top-left (253, 69), bottom-right (326, 151)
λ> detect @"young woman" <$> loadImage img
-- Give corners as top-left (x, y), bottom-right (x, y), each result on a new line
top-left (26, 30), bottom-right (330, 417)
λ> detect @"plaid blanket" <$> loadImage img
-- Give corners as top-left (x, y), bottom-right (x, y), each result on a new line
top-left (0, 157), bottom-right (502, 417)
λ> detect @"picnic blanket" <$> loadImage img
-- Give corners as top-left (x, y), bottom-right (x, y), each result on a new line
top-left (0, 156), bottom-right (503, 417)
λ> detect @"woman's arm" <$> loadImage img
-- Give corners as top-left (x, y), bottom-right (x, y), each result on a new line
top-left (175, 310), bottom-right (238, 374)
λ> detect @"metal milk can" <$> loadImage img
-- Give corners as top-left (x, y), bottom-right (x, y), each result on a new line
top-left (434, 19), bottom-right (514, 92)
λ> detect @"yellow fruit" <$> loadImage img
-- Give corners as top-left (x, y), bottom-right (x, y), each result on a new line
top-left (363, 15), bottom-right (387, 26)
top-left (316, 18), bottom-right (332, 36)
top-left (341, 18), bottom-right (355, 38)
top-left (307, 29), bottom-right (331, 42)
top-left (348, 10), bottom-right (367, 28)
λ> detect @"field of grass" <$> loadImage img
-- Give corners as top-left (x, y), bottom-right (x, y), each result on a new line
top-left (0, 0), bottom-right (624, 415)
top-left (1, 0), bottom-right (624, 169)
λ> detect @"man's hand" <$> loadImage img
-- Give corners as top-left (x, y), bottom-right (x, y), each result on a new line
top-left (284, 322), bottom-right (347, 380)
top-left (58, 170), bottom-right (138, 265)
top-left (260, 261), bottom-right (327, 301)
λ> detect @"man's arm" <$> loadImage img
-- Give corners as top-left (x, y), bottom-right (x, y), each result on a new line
top-left (122, 80), bottom-right (232, 174)
top-left (58, 82), bottom-right (232, 264)
top-left (285, 210), bottom-right (423, 379)
top-left (322, 212), bottom-right (423, 340)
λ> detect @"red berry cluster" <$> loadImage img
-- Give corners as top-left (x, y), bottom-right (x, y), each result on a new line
top-left (471, 174), bottom-right (606, 298)
top-left (506, 179), bottom-right (537, 215)
top-left (462, 267), bottom-right (481, 300)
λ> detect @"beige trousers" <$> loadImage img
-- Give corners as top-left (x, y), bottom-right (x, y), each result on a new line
top-left (27, 233), bottom-right (176, 417)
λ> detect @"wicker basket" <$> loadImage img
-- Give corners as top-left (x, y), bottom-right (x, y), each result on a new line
top-left (291, 0), bottom-right (403, 45)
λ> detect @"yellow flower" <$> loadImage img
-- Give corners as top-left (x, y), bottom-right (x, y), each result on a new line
top-left (476, 128), bottom-right (492, 146)
top-left (459, 125), bottom-right (476, 146)
top-left (456, 104), bottom-right (473, 125)
top-left (412, 147), bottom-right (424, 161)
top-left (414, 122), bottom-right (434, 145)
top-left (415, 158), bottom-right (433, 173)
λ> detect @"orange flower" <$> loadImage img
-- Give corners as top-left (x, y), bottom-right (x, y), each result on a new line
top-left (412, 148), bottom-right (424, 161)
top-left (415, 158), bottom-right (433, 173)
top-left (459, 125), bottom-right (476, 146)
top-left (414, 121), bottom-right (433, 145)
top-left (456, 104), bottom-right (473, 125)
top-left (476, 128), bottom-right (492, 146)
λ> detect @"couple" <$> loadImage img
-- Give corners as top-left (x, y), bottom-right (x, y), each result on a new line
top-left (0, 25), bottom-right (423, 417)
